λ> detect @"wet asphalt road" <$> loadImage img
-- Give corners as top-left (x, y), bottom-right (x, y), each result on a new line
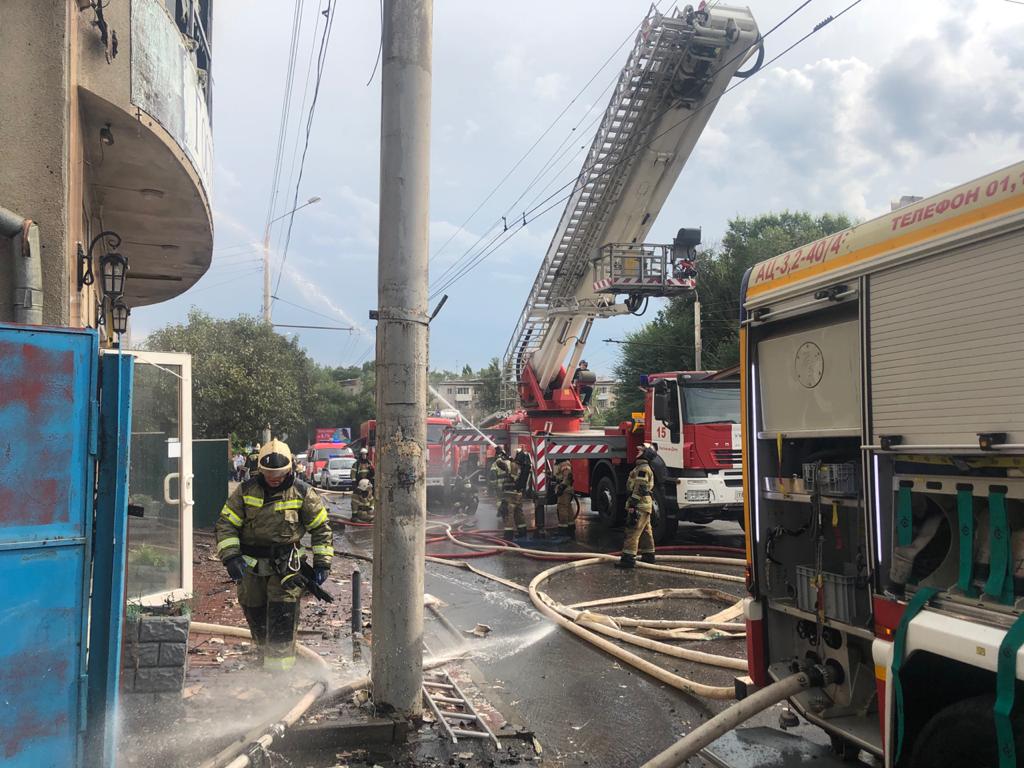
top-left (325, 490), bottom-right (753, 767)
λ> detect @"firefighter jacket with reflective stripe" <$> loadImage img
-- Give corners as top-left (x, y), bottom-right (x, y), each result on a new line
top-left (554, 461), bottom-right (573, 493)
top-left (216, 477), bottom-right (333, 566)
top-left (492, 457), bottom-right (517, 491)
top-left (353, 458), bottom-right (375, 484)
top-left (626, 460), bottom-right (655, 512)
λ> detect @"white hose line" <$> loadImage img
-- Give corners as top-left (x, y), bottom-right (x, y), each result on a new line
top-left (436, 523), bottom-right (744, 583)
top-left (190, 621), bottom-right (331, 768)
top-left (604, 616), bottom-right (746, 631)
top-left (640, 672), bottom-right (812, 768)
top-left (569, 587), bottom-right (740, 610)
top-left (527, 558), bottom-right (737, 700)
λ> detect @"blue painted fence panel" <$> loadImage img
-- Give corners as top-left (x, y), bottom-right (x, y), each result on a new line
top-left (0, 324), bottom-right (98, 767)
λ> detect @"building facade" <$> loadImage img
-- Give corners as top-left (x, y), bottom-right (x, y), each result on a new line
top-left (0, 0), bottom-right (214, 338)
top-left (433, 379), bottom-right (485, 421)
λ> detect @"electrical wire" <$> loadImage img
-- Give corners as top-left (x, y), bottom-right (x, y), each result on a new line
top-left (271, 293), bottom-right (351, 324)
top-left (366, 0), bottom-right (383, 86)
top-left (262, 0), bottom-right (306, 251)
top-left (428, 5), bottom-right (662, 273)
top-left (431, 0), bottom-right (865, 298)
top-left (271, 0), bottom-right (338, 311)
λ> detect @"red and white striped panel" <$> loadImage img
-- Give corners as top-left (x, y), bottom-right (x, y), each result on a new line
top-left (593, 277), bottom-right (696, 291)
top-left (449, 434), bottom-right (493, 444)
top-left (548, 443), bottom-right (609, 456)
top-left (530, 436), bottom-right (547, 494)
top-left (442, 431), bottom-right (452, 469)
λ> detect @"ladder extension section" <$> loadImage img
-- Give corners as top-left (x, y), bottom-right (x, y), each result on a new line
top-left (422, 670), bottom-right (500, 747)
top-left (501, 3), bottom-right (758, 407)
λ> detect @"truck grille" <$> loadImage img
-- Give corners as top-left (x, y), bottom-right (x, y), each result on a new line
top-left (712, 449), bottom-right (742, 466)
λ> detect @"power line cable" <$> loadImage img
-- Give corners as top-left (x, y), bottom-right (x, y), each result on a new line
top-left (262, 0), bottom-right (306, 242)
top-left (275, 2), bottom-right (325, 264)
top-left (428, 6), bottom-right (660, 272)
top-left (271, 293), bottom-right (352, 324)
top-left (271, 0), bottom-right (338, 310)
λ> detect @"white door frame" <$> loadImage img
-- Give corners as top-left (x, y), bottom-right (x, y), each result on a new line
top-left (115, 349), bottom-right (194, 606)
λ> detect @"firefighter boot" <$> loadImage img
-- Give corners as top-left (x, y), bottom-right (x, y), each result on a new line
top-left (567, 523), bottom-right (576, 539)
top-left (640, 552), bottom-right (657, 565)
top-left (503, 529), bottom-right (515, 542)
top-left (242, 605), bottom-right (269, 665)
top-left (265, 600), bottom-right (300, 672)
top-left (516, 525), bottom-right (529, 539)
top-left (615, 553), bottom-right (636, 569)
top-left (556, 525), bottom-right (570, 538)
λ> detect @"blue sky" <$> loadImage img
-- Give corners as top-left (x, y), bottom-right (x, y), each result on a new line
top-left (132, 0), bottom-right (1024, 379)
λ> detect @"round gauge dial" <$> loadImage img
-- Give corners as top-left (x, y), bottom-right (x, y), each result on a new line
top-left (794, 341), bottom-right (824, 388)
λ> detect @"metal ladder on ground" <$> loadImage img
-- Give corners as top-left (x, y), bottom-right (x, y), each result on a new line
top-left (422, 670), bottom-right (500, 747)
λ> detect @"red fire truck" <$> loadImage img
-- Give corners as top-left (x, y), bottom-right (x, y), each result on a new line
top-left (454, 3), bottom-right (759, 538)
top-left (360, 416), bottom-right (455, 505)
top-left (445, 368), bottom-right (741, 542)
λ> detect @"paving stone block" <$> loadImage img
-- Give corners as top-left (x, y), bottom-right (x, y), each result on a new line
top-left (125, 642), bottom-right (161, 667)
top-left (138, 616), bottom-right (190, 644)
top-left (158, 641), bottom-right (187, 667)
top-left (134, 666), bottom-right (185, 693)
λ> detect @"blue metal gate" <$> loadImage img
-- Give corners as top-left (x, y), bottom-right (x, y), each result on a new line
top-left (0, 325), bottom-right (132, 767)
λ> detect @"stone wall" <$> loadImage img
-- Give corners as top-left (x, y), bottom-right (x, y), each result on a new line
top-left (121, 615), bottom-right (190, 694)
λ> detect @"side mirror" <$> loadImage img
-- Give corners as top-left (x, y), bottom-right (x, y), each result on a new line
top-left (653, 380), bottom-right (672, 423)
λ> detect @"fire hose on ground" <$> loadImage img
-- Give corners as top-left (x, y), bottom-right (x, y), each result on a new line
top-left (190, 621), bottom-right (462, 768)
top-left (639, 666), bottom-right (837, 768)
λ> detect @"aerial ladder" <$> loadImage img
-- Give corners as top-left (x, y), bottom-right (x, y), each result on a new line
top-left (501, 2), bottom-right (761, 432)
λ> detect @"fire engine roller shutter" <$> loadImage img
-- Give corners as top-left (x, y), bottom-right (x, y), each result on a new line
top-left (869, 228), bottom-right (1024, 447)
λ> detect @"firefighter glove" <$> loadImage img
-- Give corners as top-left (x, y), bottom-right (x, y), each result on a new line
top-left (314, 565), bottom-right (330, 585)
top-left (626, 506), bottom-right (640, 528)
top-left (224, 556), bottom-right (248, 583)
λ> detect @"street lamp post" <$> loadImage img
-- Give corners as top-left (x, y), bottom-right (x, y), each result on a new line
top-left (262, 195), bottom-right (321, 322)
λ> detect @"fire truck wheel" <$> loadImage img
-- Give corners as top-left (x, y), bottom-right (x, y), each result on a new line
top-left (651, 490), bottom-right (677, 545)
top-left (592, 475), bottom-right (621, 525)
top-left (909, 694), bottom-right (1015, 768)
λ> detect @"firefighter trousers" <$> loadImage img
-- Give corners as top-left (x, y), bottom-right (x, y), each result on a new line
top-left (622, 508), bottom-right (655, 557)
top-left (556, 489), bottom-right (574, 526)
top-left (502, 490), bottom-right (527, 534)
top-left (238, 565), bottom-right (303, 671)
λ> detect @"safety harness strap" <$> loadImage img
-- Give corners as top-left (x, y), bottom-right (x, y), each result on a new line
top-left (985, 489), bottom-right (1013, 604)
top-left (892, 586), bottom-right (939, 763)
top-left (995, 612), bottom-right (1024, 768)
top-left (897, 483), bottom-right (913, 547)
top-left (956, 486), bottom-right (977, 597)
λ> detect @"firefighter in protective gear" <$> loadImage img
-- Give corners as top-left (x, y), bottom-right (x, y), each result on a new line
top-left (553, 458), bottom-right (575, 538)
top-left (352, 478), bottom-right (375, 523)
top-left (617, 444), bottom-right (657, 569)
top-left (353, 448), bottom-right (375, 486)
top-left (215, 439), bottom-right (333, 670)
top-left (492, 448), bottom-right (526, 540)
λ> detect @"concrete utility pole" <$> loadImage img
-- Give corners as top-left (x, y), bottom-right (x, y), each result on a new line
top-left (694, 296), bottom-right (702, 370)
top-left (372, 0), bottom-right (433, 717)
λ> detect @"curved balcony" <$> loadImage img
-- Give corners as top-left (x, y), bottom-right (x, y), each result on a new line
top-left (77, 0), bottom-right (214, 308)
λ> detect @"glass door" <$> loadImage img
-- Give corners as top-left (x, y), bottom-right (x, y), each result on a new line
top-left (119, 351), bottom-right (193, 605)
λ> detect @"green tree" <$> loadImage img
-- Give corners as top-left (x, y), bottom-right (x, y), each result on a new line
top-left (145, 309), bottom-right (315, 442)
top-left (608, 211), bottom-right (853, 421)
top-left (476, 357), bottom-right (503, 415)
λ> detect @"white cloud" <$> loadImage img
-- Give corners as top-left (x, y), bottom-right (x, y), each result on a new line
top-left (534, 72), bottom-right (566, 101)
